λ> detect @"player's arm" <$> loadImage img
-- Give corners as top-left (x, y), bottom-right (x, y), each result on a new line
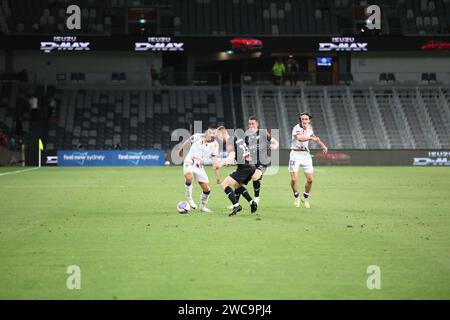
top-left (211, 144), bottom-right (222, 184)
top-left (220, 143), bottom-right (236, 166)
top-left (177, 139), bottom-right (190, 158)
top-left (177, 136), bottom-right (192, 157)
top-left (270, 137), bottom-right (279, 150)
top-left (265, 130), bottom-right (279, 150)
top-left (295, 134), bottom-right (316, 142)
top-left (211, 156), bottom-right (222, 184)
top-left (311, 134), bottom-right (328, 154)
top-left (221, 151), bottom-right (236, 166)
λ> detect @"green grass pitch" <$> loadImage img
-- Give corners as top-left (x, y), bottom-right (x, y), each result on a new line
top-left (0, 166), bottom-right (449, 299)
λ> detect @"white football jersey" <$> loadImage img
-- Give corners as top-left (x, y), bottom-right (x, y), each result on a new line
top-left (184, 133), bottom-right (219, 164)
top-left (291, 124), bottom-right (314, 150)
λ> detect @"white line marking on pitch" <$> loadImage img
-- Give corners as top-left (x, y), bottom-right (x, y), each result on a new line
top-left (0, 167), bottom-right (39, 177)
top-left (0, 185), bottom-right (128, 188)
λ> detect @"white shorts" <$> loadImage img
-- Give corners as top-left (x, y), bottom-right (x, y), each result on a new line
top-left (288, 150), bottom-right (314, 174)
top-left (183, 162), bottom-right (209, 183)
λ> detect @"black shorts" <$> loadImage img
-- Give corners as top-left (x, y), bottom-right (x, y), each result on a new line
top-left (255, 164), bottom-right (267, 174)
top-left (229, 165), bottom-right (256, 185)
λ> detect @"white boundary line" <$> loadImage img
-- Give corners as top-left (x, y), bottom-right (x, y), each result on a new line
top-left (0, 167), bottom-right (39, 177)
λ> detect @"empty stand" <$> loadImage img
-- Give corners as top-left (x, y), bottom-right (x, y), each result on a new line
top-left (241, 84), bottom-right (450, 149)
top-left (46, 87), bottom-right (225, 151)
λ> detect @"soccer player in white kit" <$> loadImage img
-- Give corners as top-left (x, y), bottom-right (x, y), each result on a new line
top-left (288, 112), bottom-right (328, 208)
top-left (177, 126), bottom-right (220, 212)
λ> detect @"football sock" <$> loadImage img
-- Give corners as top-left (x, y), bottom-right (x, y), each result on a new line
top-left (236, 186), bottom-right (253, 203)
top-left (294, 192), bottom-right (299, 198)
top-left (225, 186), bottom-right (238, 205)
top-left (303, 192), bottom-right (310, 199)
top-left (185, 182), bottom-right (193, 200)
top-left (200, 190), bottom-right (210, 208)
top-left (253, 180), bottom-right (261, 197)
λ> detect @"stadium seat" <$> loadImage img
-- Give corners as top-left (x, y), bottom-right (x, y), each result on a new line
top-left (379, 73), bottom-right (388, 84)
top-left (387, 73), bottom-right (396, 83)
top-left (428, 73), bottom-right (437, 83)
top-left (406, 9), bottom-right (414, 19)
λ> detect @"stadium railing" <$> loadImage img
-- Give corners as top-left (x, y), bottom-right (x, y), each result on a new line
top-left (241, 72), bottom-right (450, 86)
top-left (52, 72), bottom-right (221, 88)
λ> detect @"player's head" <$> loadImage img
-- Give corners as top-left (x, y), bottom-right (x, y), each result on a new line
top-left (216, 125), bottom-right (229, 143)
top-left (205, 124), bottom-right (217, 142)
top-left (299, 112), bottom-right (312, 129)
top-left (248, 116), bottom-right (259, 132)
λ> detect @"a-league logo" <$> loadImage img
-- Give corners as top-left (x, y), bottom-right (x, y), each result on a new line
top-left (365, 5), bottom-right (381, 30)
top-left (66, 5), bottom-right (81, 30)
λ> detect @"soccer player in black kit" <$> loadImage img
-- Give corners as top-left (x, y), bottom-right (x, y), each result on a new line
top-left (216, 126), bottom-right (258, 216)
top-left (230, 116), bottom-right (279, 208)
top-left (244, 116), bottom-right (279, 204)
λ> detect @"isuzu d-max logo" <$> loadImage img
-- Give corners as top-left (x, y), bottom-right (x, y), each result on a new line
top-left (319, 37), bottom-right (368, 52)
top-left (40, 36), bottom-right (90, 53)
top-left (135, 36), bottom-right (184, 52)
top-left (413, 151), bottom-right (450, 166)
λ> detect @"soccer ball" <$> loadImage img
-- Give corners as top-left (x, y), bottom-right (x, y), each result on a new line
top-left (164, 160), bottom-right (171, 166)
top-left (177, 201), bottom-right (190, 214)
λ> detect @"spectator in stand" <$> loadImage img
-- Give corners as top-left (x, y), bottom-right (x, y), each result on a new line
top-left (15, 94), bottom-right (26, 136)
top-left (271, 58), bottom-right (286, 85)
top-left (160, 68), bottom-right (168, 86)
top-left (151, 64), bottom-right (160, 86)
top-left (17, 136), bottom-right (24, 149)
top-left (47, 96), bottom-right (57, 121)
top-left (8, 136), bottom-right (16, 151)
top-left (0, 129), bottom-right (9, 146)
top-left (29, 95), bottom-right (39, 121)
top-left (18, 69), bottom-right (28, 83)
top-left (287, 56), bottom-right (300, 86)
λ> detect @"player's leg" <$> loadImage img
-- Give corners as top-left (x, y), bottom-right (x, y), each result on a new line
top-left (288, 154), bottom-right (301, 207)
top-left (196, 168), bottom-right (212, 212)
top-left (233, 167), bottom-right (262, 208)
top-left (251, 168), bottom-right (263, 204)
top-left (290, 171), bottom-right (301, 207)
top-left (300, 157), bottom-right (314, 208)
top-left (198, 182), bottom-right (212, 212)
top-left (221, 175), bottom-right (243, 216)
top-left (235, 183), bottom-right (258, 214)
top-left (234, 166), bottom-right (258, 213)
top-left (183, 170), bottom-right (197, 209)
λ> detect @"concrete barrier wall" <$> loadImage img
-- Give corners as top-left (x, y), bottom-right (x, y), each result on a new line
top-left (279, 149), bottom-right (450, 166)
top-left (42, 149), bottom-right (450, 167)
top-left (0, 147), bottom-right (23, 166)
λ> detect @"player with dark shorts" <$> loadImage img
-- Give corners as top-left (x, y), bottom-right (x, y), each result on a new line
top-left (233, 116), bottom-right (279, 206)
top-left (217, 126), bottom-right (258, 216)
